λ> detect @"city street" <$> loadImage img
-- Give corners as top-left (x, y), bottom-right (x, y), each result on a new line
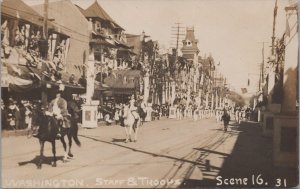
top-left (2, 118), bottom-right (297, 188)
top-left (1, 0), bottom-right (298, 188)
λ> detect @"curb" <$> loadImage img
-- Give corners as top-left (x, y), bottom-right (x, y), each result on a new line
top-left (1, 117), bottom-right (169, 137)
top-left (2, 129), bottom-right (29, 138)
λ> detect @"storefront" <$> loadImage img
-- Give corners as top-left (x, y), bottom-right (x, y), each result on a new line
top-left (94, 70), bottom-right (141, 105)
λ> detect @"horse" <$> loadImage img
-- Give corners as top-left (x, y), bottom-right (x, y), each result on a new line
top-left (31, 105), bottom-right (81, 169)
top-left (122, 105), bottom-right (141, 143)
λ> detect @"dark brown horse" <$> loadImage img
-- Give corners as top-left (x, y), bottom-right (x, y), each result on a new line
top-left (32, 105), bottom-right (81, 169)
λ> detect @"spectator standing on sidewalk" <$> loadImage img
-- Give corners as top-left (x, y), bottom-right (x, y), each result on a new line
top-left (1, 100), bottom-right (7, 130)
top-left (7, 99), bottom-right (21, 130)
top-left (24, 101), bottom-right (33, 130)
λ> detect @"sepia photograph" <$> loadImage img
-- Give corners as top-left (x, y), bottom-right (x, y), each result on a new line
top-left (1, 0), bottom-right (299, 188)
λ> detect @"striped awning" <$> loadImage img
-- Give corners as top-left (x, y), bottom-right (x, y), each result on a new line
top-left (2, 63), bottom-right (38, 92)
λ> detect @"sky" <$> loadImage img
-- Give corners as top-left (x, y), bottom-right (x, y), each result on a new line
top-left (24, 0), bottom-right (291, 94)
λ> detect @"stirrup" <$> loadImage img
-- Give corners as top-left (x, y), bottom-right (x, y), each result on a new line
top-left (56, 133), bottom-right (62, 140)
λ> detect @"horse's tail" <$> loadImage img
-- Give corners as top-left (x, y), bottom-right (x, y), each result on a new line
top-left (70, 119), bottom-right (81, 147)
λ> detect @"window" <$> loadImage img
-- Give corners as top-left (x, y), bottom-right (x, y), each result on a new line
top-left (186, 40), bottom-right (192, 47)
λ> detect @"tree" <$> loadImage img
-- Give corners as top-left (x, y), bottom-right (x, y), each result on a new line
top-left (228, 91), bottom-right (246, 107)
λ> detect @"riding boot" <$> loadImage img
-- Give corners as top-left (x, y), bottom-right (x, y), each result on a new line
top-left (32, 126), bottom-right (39, 137)
top-left (133, 119), bottom-right (138, 129)
top-left (56, 127), bottom-right (62, 140)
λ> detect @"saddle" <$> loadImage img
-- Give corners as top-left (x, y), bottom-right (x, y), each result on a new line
top-left (45, 111), bottom-right (71, 128)
top-left (131, 110), bottom-right (139, 120)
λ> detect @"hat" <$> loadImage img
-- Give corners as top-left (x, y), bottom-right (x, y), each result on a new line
top-left (9, 100), bottom-right (17, 105)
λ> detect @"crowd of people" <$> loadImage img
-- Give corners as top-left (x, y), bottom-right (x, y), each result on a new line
top-left (1, 98), bottom-right (35, 130)
top-left (1, 90), bottom-right (83, 132)
top-left (97, 95), bottom-right (171, 126)
top-left (1, 89), bottom-right (256, 132)
top-left (1, 93), bottom-right (173, 131)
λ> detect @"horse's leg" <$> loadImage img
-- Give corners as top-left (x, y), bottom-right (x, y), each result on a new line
top-left (128, 124), bottom-right (133, 142)
top-left (133, 120), bottom-right (140, 142)
top-left (67, 133), bottom-right (73, 158)
top-left (60, 137), bottom-right (68, 163)
top-left (51, 140), bottom-right (57, 167)
top-left (37, 140), bottom-right (44, 169)
top-left (124, 126), bottom-right (129, 143)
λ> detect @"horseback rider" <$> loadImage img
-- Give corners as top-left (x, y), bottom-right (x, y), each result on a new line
top-left (136, 95), bottom-right (146, 121)
top-left (47, 84), bottom-right (70, 139)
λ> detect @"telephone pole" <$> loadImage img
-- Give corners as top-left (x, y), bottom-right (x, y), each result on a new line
top-left (41, 0), bottom-right (49, 108)
top-left (258, 42), bottom-right (268, 92)
top-left (43, 0), bottom-right (48, 40)
top-left (271, 0), bottom-right (278, 55)
top-left (170, 23), bottom-right (185, 59)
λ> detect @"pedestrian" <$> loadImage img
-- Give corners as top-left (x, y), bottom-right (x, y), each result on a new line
top-left (24, 101), bottom-right (33, 130)
top-left (6, 99), bottom-right (21, 130)
top-left (114, 106), bottom-right (120, 125)
top-left (1, 99), bottom-right (7, 130)
top-left (221, 109), bottom-right (230, 132)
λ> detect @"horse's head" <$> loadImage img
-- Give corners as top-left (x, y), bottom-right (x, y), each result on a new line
top-left (31, 104), bottom-right (45, 126)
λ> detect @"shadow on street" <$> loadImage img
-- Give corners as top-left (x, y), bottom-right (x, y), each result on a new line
top-left (179, 121), bottom-right (299, 188)
top-left (18, 155), bottom-right (65, 168)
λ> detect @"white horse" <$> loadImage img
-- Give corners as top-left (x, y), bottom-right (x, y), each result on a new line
top-left (123, 105), bottom-right (141, 143)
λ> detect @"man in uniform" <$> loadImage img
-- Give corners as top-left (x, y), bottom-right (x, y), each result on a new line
top-left (136, 96), bottom-right (147, 122)
top-left (47, 84), bottom-right (70, 138)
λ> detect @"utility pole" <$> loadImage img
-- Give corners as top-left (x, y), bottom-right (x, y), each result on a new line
top-left (170, 23), bottom-right (185, 60)
top-left (41, 0), bottom-right (49, 108)
top-left (43, 0), bottom-right (48, 40)
top-left (271, 0), bottom-right (278, 55)
top-left (257, 42), bottom-right (268, 91)
top-left (169, 23), bottom-right (185, 106)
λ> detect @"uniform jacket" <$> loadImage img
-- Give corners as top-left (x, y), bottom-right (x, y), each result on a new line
top-left (48, 97), bottom-right (68, 117)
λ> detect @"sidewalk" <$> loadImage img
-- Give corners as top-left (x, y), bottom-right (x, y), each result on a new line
top-left (180, 121), bottom-right (298, 188)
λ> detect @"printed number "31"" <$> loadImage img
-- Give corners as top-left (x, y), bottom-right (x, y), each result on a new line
top-left (275, 178), bottom-right (287, 187)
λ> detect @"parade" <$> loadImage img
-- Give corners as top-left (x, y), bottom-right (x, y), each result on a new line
top-left (1, 0), bottom-right (299, 188)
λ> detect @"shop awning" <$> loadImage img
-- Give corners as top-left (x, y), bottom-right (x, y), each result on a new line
top-left (2, 63), bottom-right (40, 92)
top-left (90, 38), bottom-right (117, 48)
top-left (117, 47), bottom-right (137, 55)
top-left (114, 39), bottom-right (132, 49)
top-left (2, 62), bottom-right (85, 93)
